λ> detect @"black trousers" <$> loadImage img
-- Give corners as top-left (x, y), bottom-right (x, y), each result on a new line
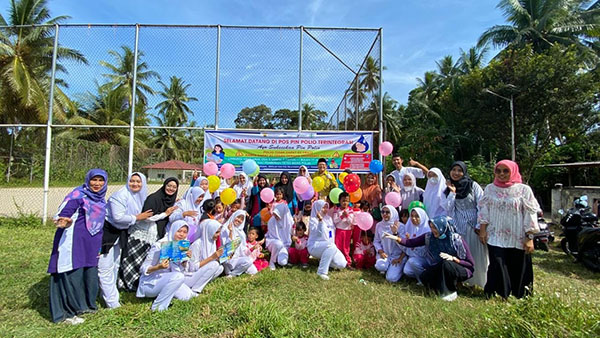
top-left (484, 244), bottom-right (533, 299)
top-left (49, 266), bottom-right (99, 323)
top-left (421, 260), bottom-right (469, 296)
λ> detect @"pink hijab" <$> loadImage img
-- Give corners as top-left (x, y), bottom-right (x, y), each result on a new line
top-left (493, 160), bottom-right (522, 188)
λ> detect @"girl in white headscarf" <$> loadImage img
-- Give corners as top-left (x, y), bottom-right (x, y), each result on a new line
top-left (187, 220), bottom-right (224, 291)
top-left (307, 200), bottom-right (347, 280)
top-left (423, 168), bottom-right (447, 219)
top-left (136, 220), bottom-right (196, 311)
top-left (99, 172), bottom-right (150, 309)
top-left (402, 205), bottom-right (431, 283)
top-left (400, 173), bottom-right (424, 210)
top-left (373, 205), bottom-right (406, 282)
top-left (265, 203), bottom-right (294, 270)
top-left (170, 187), bottom-right (205, 240)
top-left (220, 210), bottom-right (257, 276)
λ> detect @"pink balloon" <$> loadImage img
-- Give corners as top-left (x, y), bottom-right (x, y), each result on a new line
top-left (385, 192), bottom-right (402, 208)
top-left (293, 176), bottom-right (310, 194)
top-left (260, 188), bottom-right (274, 204)
top-left (203, 161), bottom-right (218, 176)
top-left (379, 141), bottom-right (394, 156)
top-left (300, 186), bottom-right (315, 201)
top-left (356, 212), bottom-right (374, 231)
top-left (220, 163), bottom-right (236, 179)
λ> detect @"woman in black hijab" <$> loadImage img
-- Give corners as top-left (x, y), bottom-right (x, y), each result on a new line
top-left (274, 171), bottom-right (297, 214)
top-left (119, 177), bottom-right (179, 291)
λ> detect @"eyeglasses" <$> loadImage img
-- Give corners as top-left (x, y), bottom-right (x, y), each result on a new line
top-left (495, 168), bottom-right (510, 174)
top-left (381, 210), bottom-right (391, 214)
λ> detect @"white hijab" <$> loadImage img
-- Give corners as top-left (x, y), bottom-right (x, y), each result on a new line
top-left (404, 207), bottom-right (431, 257)
top-left (162, 220), bottom-right (188, 243)
top-left (106, 172), bottom-right (147, 225)
top-left (233, 173), bottom-right (253, 197)
top-left (375, 205), bottom-right (402, 255)
top-left (196, 219), bottom-right (222, 260)
top-left (423, 168), bottom-right (447, 218)
top-left (298, 165), bottom-right (312, 183)
top-left (266, 202), bottom-right (294, 247)
top-left (308, 200), bottom-right (335, 246)
top-left (179, 187), bottom-right (205, 217)
top-left (221, 210), bottom-right (248, 258)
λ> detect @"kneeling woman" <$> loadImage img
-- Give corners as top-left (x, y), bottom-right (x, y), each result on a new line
top-left (136, 221), bottom-right (197, 311)
top-left (186, 220), bottom-right (224, 293)
top-left (393, 216), bottom-right (474, 301)
top-left (221, 210), bottom-right (257, 276)
top-left (265, 203), bottom-right (294, 270)
top-left (307, 200), bottom-right (347, 280)
top-left (373, 205), bottom-right (406, 283)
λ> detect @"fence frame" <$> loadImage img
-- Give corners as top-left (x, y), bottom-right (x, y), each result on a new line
top-left (0, 24), bottom-right (383, 223)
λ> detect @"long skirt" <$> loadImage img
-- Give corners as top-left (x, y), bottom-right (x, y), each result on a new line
top-left (484, 245), bottom-right (533, 299)
top-left (464, 228), bottom-right (489, 288)
top-left (421, 260), bottom-right (469, 296)
top-left (49, 267), bottom-right (98, 323)
top-left (120, 237), bottom-right (151, 292)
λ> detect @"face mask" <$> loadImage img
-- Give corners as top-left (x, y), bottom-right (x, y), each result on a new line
top-left (404, 185), bottom-right (413, 192)
top-left (428, 177), bottom-right (439, 185)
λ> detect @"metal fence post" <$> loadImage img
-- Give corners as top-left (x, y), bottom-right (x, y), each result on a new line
top-left (127, 24), bottom-right (140, 176)
top-left (378, 28), bottom-right (384, 187)
top-left (42, 24), bottom-right (60, 224)
top-left (298, 26), bottom-right (303, 131)
top-left (355, 76), bottom-right (359, 130)
top-left (215, 24), bottom-right (221, 130)
top-left (344, 93), bottom-right (348, 131)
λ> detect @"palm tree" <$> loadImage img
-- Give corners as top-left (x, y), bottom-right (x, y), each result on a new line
top-left (301, 103), bottom-right (328, 130)
top-left (0, 0), bottom-right (87, 123)
top-left (100, 46), bottom-right (159, 108)
top-left (478, 0), bottom-right (600, 58)
top-left (458, 46), bottom-right (488, 74)
top-left (435, 55), bottom-right (461, 91)
top-left (155, 76), bottom-right (198, 126)
top-left (359, 56), bottom-right (386, 93)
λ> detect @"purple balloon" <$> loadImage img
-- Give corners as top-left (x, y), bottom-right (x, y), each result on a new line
top-left (300, 186), bottom-right (315, 201)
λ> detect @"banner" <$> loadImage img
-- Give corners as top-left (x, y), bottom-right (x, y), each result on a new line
top-left (204, 130), bottom-right (374, 173)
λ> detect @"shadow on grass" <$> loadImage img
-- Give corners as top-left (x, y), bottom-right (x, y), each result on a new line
top-left (532, 244), bottom-right (600, 280)
top-left (27, 275), bottom-right (51, 321)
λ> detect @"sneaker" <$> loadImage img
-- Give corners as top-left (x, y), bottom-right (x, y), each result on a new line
top-left (63, 316), bottom-right (85, 325)
top-left (416, 281), bottom-right (424, 287)
top-left (225, 274), bottom-right (234, 279)
top-left (441, 292), bottom-right (458, 302)
top-left (301, 264), bottom-right (309, 269)
top-left (317, 273), bottom-right (330, 280)
top-left (269, 264), bottom-right (276, 271)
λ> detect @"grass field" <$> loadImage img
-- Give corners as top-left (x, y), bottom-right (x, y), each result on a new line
top-left (0, 220), bottom-right (598, 337)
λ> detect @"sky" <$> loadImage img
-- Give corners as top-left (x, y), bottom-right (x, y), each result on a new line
top-left (18, 0), bottom-right (507, 128)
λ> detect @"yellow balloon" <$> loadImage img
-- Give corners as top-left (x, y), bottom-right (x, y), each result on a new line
top-left (312, 176), bottom-right (325, 192)
top-left (207, 175), bottom-right (220, 193)
top-left (220, 188), bottom-right (237, 205)
top-left (339, 172), bottom-right (348, 184)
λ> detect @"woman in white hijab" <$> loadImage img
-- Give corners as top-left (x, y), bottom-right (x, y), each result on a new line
top-left (187, 220), bottom-right (224, 291)
top-left (99, 172), bottom-right (150, 309)
top-left (136, 220), bottom-right (197, 311)
top-left (307, 200), bottom-right (347, 280)
top-left (400, 173), bottom-right (424, 210)
top-left (220, 210), bottom-right (257, 276)
top-left (170, 187), bottom-right (205, 240)
top-left (403, 205), bottom-right (431, 283)
top-left (423, 168), bottom-right (448, 219)
top-left (265, 203), bottom-right (294, 270)
top-left (373, 205), bottom-right (406, 283)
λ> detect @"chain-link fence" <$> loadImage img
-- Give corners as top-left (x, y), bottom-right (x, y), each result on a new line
top-left (0, 24), bottom-right (382, 221)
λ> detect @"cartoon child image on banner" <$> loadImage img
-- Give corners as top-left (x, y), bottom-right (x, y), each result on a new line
top-left (351, 135), bottom-right (369, 154)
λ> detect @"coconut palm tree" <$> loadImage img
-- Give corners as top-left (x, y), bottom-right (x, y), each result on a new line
top-left (100, 46), bottom-right (159, 108)
top-left (155, 76), bottom-right (198, 126)
top-left (0, 0), bottom-right (87, 124)
top-left (458, 46), bottom-right (488, 74)
top-left (359, 56), bottom-right (386, 93)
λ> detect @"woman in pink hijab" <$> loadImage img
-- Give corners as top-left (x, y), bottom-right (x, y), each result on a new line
top-left (477, 160), bottom-right (540, 299)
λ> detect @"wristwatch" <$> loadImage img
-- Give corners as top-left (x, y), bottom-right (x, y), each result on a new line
top-left (526, 233), bottom-right (534, 240)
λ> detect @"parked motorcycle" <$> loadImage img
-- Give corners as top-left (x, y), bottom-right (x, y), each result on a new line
top-left (533, 211), bottom-right (554, 251)
top-left (558, 195), bottom-right (600, 272)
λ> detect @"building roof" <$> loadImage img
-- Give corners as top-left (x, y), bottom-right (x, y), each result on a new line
top-left (142, 160), bottom-right (203, 170)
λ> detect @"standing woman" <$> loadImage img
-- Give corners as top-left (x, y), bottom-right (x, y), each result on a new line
top-left (246, 174), bottom-right (268, 220)
top-left (307, 200), bottom-right (347, 280)
top-left (99, 172), bottom-right (151, 309)
top-left (423, 168), bottom-right (447, 218)
top-left (443, 161), bottom-right (487, 288)
top-left (363, 173), bottom-right (383, 210)
top-left (120, 178), bottom-right (179, 292)
top-left (232, 173), bottom-right (252, 206)
top-left (478, 160), bottom-right (540, 299)
top-left (400, 173), bottom-right (424, 210)
top-left (48, 169), bottom-right (108, 324)
top-left (296, 166), bottom-right (313, 211)
top-left (274, 171), bottom-right (297, 214)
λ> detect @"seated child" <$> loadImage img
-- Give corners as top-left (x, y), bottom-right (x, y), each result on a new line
top-left (289, 222), bottom-right (309, 268)
top-left (353, 230), bottom-right (376, 270)
top-left (246, 228), bottom-right (268, 272)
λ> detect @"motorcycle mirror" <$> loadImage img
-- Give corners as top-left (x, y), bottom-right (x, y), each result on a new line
top-left (558, 209), bottom-right (564, 215)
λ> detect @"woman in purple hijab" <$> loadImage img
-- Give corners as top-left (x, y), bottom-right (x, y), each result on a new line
top-left (47, 169), bottom-right (108, 325)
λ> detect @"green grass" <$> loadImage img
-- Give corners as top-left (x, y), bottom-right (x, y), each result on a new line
top-left (1, 220), bottom-right (599, 337)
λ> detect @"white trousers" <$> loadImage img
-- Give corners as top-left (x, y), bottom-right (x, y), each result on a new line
top-left (224, 256), bottom-right (254, 276)
top-left (138, 272), bottom-right (187, 311)
top-left (308, 242), bottom-right (347, 276)
top-left (266, 239), bottom-right (289, 267)
top-left (375, 255), bottom-right (406, 283)
top-left (403, 256), bottom-right (427, 282)
top-left (98, 240), bottom-right (121, 308)
top-left (184, 261), bottom-right (224, 293)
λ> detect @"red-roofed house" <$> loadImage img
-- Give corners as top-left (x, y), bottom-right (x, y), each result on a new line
top-left (143, 160), bottom-right (203, 183)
